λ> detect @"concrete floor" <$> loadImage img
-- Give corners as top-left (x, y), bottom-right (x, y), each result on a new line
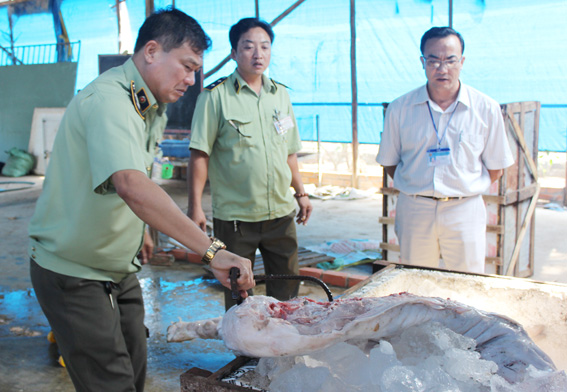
top-left (1, 174), bottom-right (567, 391)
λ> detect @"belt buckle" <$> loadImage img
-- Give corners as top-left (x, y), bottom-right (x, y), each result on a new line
top-left (437, 197), bottom-right (450, 202)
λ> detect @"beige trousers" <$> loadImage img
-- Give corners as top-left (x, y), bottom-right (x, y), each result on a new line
top-left (394, 193), bottom-right (486, 273)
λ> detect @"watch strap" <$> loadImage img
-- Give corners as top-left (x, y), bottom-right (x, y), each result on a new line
top-left (201, 237), bottom-right (227, 265)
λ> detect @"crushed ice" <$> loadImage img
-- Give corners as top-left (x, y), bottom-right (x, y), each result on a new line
top-left (246, 321), bottom-right (567, 391)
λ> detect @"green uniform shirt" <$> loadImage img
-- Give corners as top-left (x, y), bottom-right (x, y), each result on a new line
top-left (190, 70), bottom-right (302, 222)
top-left (28, 58), bottom-right (167, 282)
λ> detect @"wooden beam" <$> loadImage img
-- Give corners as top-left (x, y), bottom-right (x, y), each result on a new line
top-left (380, 186), bottom-right (537, 207)
top-left (380, 242), bottom-right (400, 253)
top-left (482, 194), bottom-right (506, 205)
top-left (0, 44), bottom-right (21, 64)
top-left (379, 187), bottom-right (400, 196)
top-left (506, 184), bottom-right (540, 276)
top-left (485, 256), bottom-right (502, 266)
top-left (0, 0), bottom-right (34, 5)
top-left (503, 182), bottom-right (538, 205)
top-left (269, 0), bottom-right (305, 26)
top-left (486, 224), bottom-right (504, 234)
top-left (506, 110), bottom-right (538, 182)
top-left (203, 56), bottom-right (231, 80)
top-left (204, 0), bottom-right (306, 79)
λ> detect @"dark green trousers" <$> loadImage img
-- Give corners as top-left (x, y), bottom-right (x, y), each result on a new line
top-left (30, 259), bottom-right (147, 392)
top-left (214, 210), bottom-right (300, 310)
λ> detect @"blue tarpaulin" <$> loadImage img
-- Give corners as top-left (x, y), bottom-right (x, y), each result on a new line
top-left (1, 0), bottom-right (565, 151)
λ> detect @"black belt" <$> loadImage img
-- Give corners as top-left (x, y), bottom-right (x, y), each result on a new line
top-left (415, 195), bottom-right (470, 202)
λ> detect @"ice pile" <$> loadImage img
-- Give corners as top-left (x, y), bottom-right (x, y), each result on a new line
top-left (250, 321), bottom-right (567, 392)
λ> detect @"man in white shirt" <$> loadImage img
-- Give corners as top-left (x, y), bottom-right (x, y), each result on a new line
top-left (376, 27), bottom-right (514, 273)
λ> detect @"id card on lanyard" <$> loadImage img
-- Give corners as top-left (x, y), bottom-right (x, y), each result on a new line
top-left (427, 147), bottom-right (451, 166)
top-left (426, 101), bottom-right (459, 167)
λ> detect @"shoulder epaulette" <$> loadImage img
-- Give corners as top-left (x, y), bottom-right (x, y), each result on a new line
top-left (271, 78), bottom-right (289, 89)
top-left (130, 80), bottom-right (149, 120)
top-left (205, 77), bottom-right (228, 91)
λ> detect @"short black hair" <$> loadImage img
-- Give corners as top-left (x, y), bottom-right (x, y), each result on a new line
top-left (229, 18), bottom-right (274, 50)
top-left (420, 27), bottom-right (465, 55)
top-left (134, 8), bottom-right (211, 53)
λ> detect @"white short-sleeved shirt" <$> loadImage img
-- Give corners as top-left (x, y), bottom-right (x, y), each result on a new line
top-left (376, 83), bottom-right (514, 197)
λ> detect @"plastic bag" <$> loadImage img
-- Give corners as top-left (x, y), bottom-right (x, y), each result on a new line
top-left (1, 148), bottom-right (35, 177)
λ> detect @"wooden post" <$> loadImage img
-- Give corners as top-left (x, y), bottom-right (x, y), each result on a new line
top-left (7, 4), bottom-right (16, 65)
top-left (448, 0), bottom-right (453, 28)
top-left (116, 0), bottom-right (122, 53)
top-left (316, 115), bottom-right (322, 187)
top-left (145, 0), bottom-right (154, 18)
top-left (350, 0), bottom-right (358, 188)
top-left (500, 102), bottom-right (539, 277)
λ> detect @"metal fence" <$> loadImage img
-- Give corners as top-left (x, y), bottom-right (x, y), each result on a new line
top-left (0, 41), bottom-right (80, 66)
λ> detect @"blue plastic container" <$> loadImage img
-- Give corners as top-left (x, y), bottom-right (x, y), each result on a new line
top-left (160, 140), bottom-right (191, 158)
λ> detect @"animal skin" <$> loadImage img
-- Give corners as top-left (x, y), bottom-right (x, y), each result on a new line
top-left (168, 293), bottom-right (558, 384)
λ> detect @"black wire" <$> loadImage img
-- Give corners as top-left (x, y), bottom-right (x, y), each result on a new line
top-left (229, 267), bottom-right (334, 304)
top-left (254, 274), bottom-right (333, 302)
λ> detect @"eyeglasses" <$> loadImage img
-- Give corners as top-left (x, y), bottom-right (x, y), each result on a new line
top-left (422, 57), bottom-right (462, 69)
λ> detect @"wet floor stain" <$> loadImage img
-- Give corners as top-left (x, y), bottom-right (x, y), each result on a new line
top-left (140, 275), bottom-right (236, 373)
top-left (0, 270), bottom-right (237, 391)
top-left (0, 288), bottom-right (49, 337)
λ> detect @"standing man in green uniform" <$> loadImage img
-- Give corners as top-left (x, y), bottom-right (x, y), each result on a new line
top-left (28, 9), bottom-right (254, 392)
top-left (188, 18), bottom-right (313, 310)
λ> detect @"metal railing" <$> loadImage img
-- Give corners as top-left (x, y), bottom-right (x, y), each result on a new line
top-left (0, 41), bottom-right (81, 66)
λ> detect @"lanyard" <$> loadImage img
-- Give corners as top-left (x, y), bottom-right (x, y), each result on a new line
top-left (427, 101), bottom-right (459, 147)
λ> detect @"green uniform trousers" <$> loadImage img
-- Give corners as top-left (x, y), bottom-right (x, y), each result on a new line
top-left (214, 210), bottom-right (300, 310)
top-left (30, 259), bottom-right (147, 392)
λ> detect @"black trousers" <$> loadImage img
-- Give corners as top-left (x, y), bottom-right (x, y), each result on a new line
top-left (214, 210), bottom-right (300, 310)
top-left (30, 259), bottom-right (147, 392)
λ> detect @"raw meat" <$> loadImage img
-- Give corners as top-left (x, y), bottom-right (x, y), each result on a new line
top-left (168, 293), bottom-right (558, 384)
top-left (167, 316), bottom-right (221, 342)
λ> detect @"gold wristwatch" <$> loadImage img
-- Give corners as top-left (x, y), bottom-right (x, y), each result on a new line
top-left (201, 237), bottom-right (227, 265)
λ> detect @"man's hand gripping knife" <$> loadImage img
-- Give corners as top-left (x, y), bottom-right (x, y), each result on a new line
top-left (202, 237), bottom-right (255, 298)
